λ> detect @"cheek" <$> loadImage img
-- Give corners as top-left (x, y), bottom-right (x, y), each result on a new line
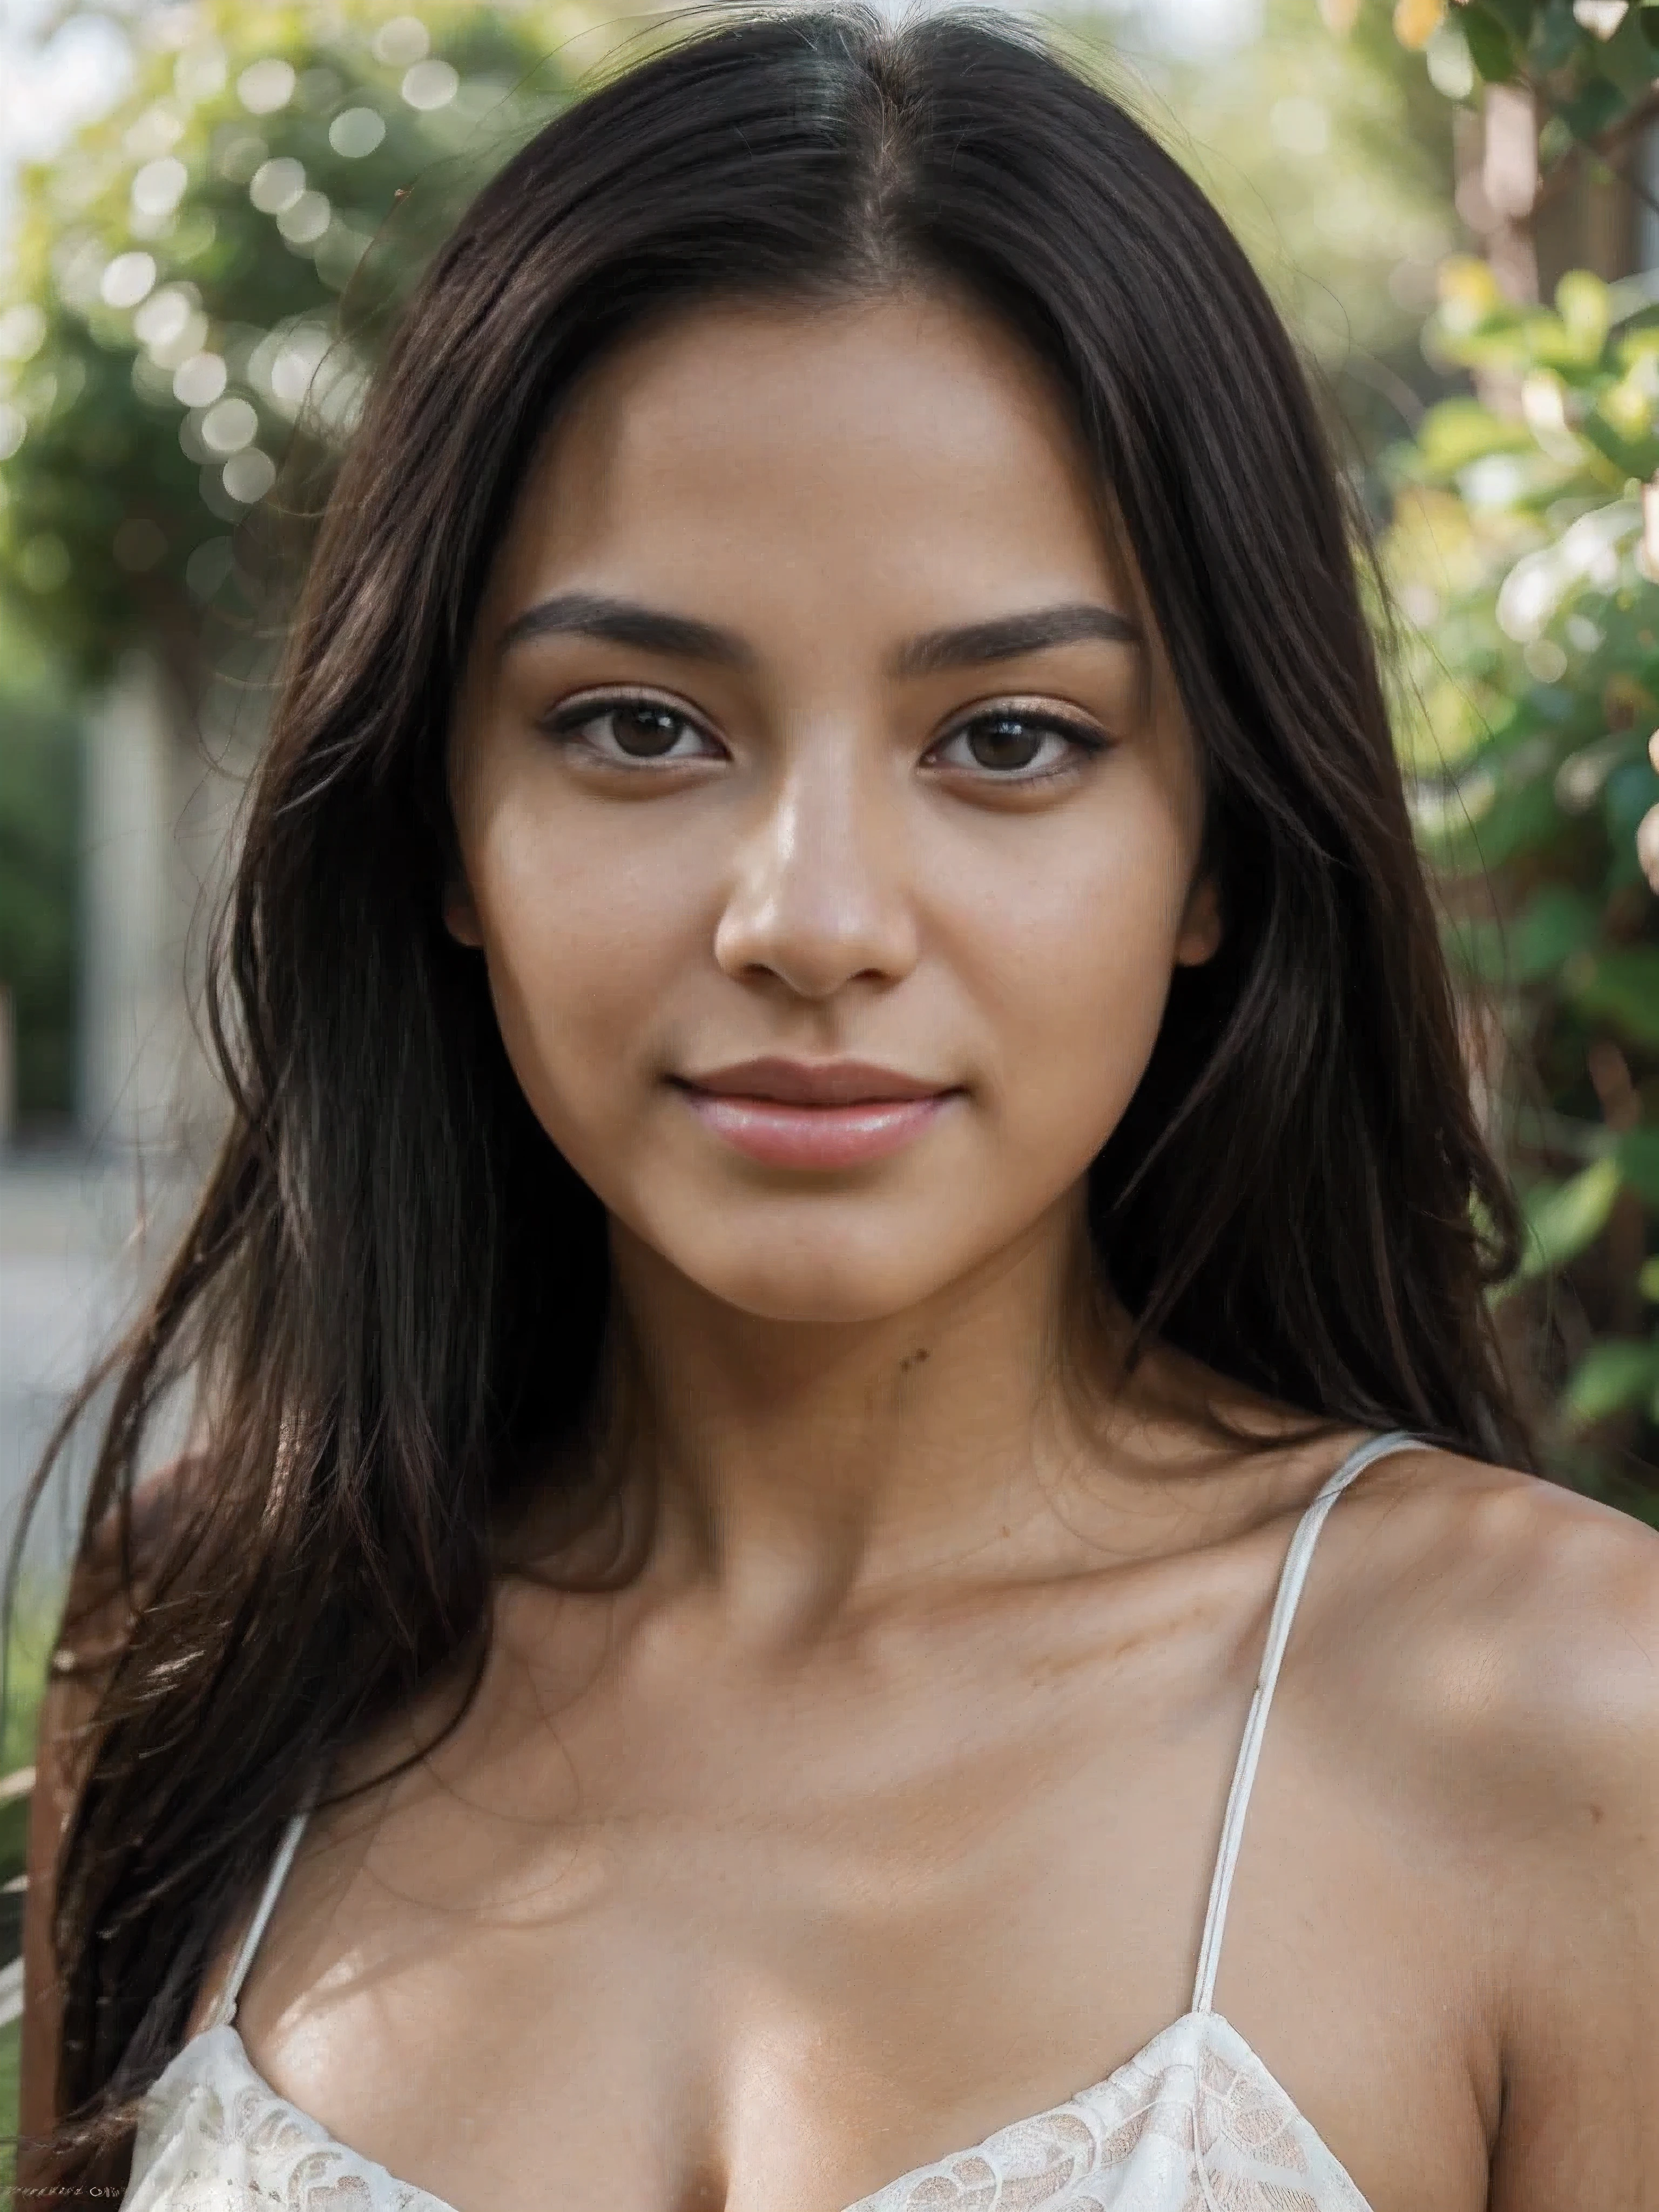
top-left (462, 802), bottom-right (691, 1158)
top-left (956, 806), bottom-right (1193, 1154)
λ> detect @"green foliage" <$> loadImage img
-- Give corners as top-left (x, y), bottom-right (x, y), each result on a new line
top-left (1, 1569), bottom-right (59, 1788)
top-left (1563, 1332), bottom-right (1659, 1420)
top-left (0, 612), bottom-right (79, 1120)
top-left (1514, 1153), bottom-right (1623, 1278)
top-left (1385, 240), bottom-right (1659, 1481)
top-left (0, 0), bottom-right (626, 692)
top-left (0, 1567), bottom-right (58, 2026)
top-left (1375, 0), bottom-right (1659, 1499)
top-left (1447, 0), bottom-right (1659, 108)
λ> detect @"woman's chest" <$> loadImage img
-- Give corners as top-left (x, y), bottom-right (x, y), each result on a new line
top-left (203, 1594), bottom-right (1494, 2212)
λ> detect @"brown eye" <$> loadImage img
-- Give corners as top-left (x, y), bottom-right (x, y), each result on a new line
top-left (602, 704), bottom-right (691, 757)
top-left (934, 709), bottom-right (1108, 784)
top-left (963, 714), bottom-right (1048, 771)
top-left (543, 695), bottom-right (718, 766)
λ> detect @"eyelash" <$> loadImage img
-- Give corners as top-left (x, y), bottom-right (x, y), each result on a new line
top-left (538, 692), bottom-right (1111, 786)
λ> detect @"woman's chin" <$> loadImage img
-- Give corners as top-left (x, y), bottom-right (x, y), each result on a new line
top-left (682, 1252), bottom-right (956, 1330)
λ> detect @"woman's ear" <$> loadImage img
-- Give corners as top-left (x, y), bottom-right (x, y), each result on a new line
top-left (443, 874), bottom-right (484, 949)
top-left (1175, 873), bottom-right (1222, 968)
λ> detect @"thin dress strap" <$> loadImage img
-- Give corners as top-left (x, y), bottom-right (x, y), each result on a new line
top-left (201, 1797), bottom-right (318, 2033)
top-left (1190, 1429), bottom-right (1423, 2015)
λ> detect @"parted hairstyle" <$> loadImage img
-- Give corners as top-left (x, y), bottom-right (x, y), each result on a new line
top-left (6, 6), bottom-right (1528, 2197)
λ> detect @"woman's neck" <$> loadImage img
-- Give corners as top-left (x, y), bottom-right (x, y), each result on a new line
top-left (500, 1197), bottom-right (1330, 1648)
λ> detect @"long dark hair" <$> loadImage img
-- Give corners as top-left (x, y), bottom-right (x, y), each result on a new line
top-left (8, 5), bottom-right (1528, 2194)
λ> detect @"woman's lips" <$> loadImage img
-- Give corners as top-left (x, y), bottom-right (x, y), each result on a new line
top-left (675, 1085), bottom-right (958, 1168)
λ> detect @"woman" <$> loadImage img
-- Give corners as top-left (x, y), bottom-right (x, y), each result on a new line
top-left (12, 7), bottom-right (1659, 2207)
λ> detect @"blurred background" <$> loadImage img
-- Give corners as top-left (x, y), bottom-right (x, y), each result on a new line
top-left (0, 0), bottom-right (1656, 2119)
top-left (0, 0), bottom-right (1656, 1580)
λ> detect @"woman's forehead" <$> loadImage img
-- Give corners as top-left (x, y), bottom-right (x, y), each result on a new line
top-left (484, 291), bottom-right (1143, 641)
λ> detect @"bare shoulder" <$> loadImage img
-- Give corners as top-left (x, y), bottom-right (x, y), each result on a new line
top-left (1298, 1456), bottom-right (1659, 2192)
top-left (1313, 1444), bottom-right (1659, 1845)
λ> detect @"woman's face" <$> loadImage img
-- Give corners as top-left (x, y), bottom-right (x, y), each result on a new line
top-left (446, 289), bottom-right (1218, 1326)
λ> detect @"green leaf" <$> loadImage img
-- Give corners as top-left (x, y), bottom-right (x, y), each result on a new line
top-left (1604, 757), bottom-right (1659, 848)
top-left (1528, 0), bottom-right (1581, 70)
top-left (1617, 1129), bottom-right (1659, 1210)
top-left (1442, 915), bottom-right (1508, 983)
top-left (1449, 323), bottom-right (1548, 377)
top-left (1640, 1257), bottom-right (1659, 1303)
top-left (1509, 886), bottom-right (1602, 981)
top-left (1566, 948), bottom-right (1659, 1047)
top-left (1595, 6), bottom-right (1659, 96)
top-left (1474, 0), bottom-right (1536, 36)
top-left (1417, 397), bottom-right (1536, 475)
top-left (1555, 269), bottom-right (1611, 361)
top-left (1462, 5), bottom-right (1521, 79)
top-left (1562, 1336), bottom-right (1659, 1425)
top-left (1560, 75), bottom-right (1629, 142)
top-left (1515, 1156), bottom-right (1623, 1282)
top-left (1444, 888), bottom-right (1603, 987)
top-left (1418, 767), bottom-right (1563, 870)
top-left (1579, 408), bottom-right (1659, 477)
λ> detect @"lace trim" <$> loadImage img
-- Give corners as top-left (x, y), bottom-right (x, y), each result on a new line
top-left (121, 2013), bottom-right (1371, 2212)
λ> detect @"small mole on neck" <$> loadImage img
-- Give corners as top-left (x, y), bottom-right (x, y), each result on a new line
top-left (672, 2159), bottom-right (728, 2212)
top-left (898, 1346), bottom-right (932, 1374)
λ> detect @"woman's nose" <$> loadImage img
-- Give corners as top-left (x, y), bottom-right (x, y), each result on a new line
top-left (711, 738), bottom-right (921, 1001)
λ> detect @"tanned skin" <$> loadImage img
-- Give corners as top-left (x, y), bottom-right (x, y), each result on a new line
top-left (25, 289), bottom-right (1659, 2210)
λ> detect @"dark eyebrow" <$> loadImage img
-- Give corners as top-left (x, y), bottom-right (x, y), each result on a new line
top-left (497, 592), bottom-right (758, 669)
top-left (496, 592), bottom-right (1143, 673)
top-left (889, 603), bottom-right (1143, 677)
